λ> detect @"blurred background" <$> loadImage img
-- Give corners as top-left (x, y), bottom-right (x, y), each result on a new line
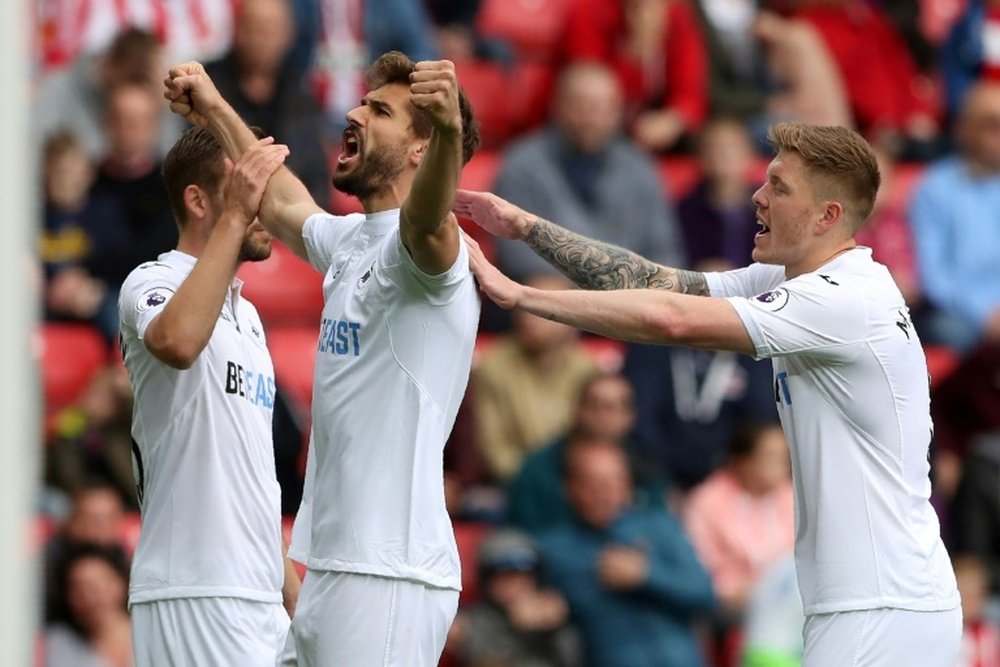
top-left (26, 0), bottom-right (1000, 665)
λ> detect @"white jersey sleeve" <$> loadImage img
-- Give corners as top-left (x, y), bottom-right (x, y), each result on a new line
top-left (302, 212), bottom-right (365, 275)
top-left (379, 228), bottom-right (472, 305)
top-left (705, 262), bottom-right (787, 300)
top-left (119, 262), bottom-right (183, 340)
top-left (725, 272), bottom-right (869, 362)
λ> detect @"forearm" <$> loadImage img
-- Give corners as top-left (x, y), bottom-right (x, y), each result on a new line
top-left (523, 217), bottom-right (706, 293)
top-left (145, 217), bottom-right (246, 368)
top-left (403, 127), bottom-right (463, 233)
top-left (282, 552), bottom-right (301, 618)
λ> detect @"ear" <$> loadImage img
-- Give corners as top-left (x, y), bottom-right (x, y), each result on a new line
top-left (183, 184), bottom-right (210, 222)
top-left (410, 140), bottom-right (428, 168)
top-left (815, 201), bottom-right (844, 236)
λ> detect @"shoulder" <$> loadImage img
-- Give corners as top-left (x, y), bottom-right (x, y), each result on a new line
top-left (500, 131), bottom-right (553, 166)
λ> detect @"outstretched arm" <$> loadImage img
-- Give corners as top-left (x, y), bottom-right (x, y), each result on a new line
top-left (163, 62), bottom-right (323, 259)
top-left (144, 139), bottom-right (288, 369)
top-left (465, 234), bottom-right (752, 354)
top-left (452, 190), bottom-right (707, 293)
top-left (399, 60), bottom-right (465, 275)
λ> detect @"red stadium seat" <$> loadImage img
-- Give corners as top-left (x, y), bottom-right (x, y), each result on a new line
top-left (237, 241), bottom-right (324, 327)
top-left (121, 511), bottom-right (142, 557)
top-left (454, 521), bottom-right (492, 605)
top-left (924, 344), bottom-right (960, 388)
top-left (580, 336), bottom-right (626, 372)
top-left (659, 156), bottom-right (702, 202)
top-left (459, 150), bottom-right (500, 192)
top-left (268, 325), bottom-right (319, 419)
top-left (475, 0), bottom-right (575, 62)
top-left (40, 323), bottom-right (110, 414)
top-left (455, 60), bottom-right (516, 150)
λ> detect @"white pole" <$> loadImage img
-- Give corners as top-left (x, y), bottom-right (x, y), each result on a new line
top-left (0, 0), bottom-right (39, 663)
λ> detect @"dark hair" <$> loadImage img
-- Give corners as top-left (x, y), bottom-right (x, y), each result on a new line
top-left (728, 422), bottom-right (782, 462)
top-left (161, 127), bottom-right (227, 225)
top-left (767, 122), bottom-right (881, 230)
top-left (43, 130), bottom-right (85, 164)
top-left (367, 51), bottom-right (481, 165)
top-left (52, 542), bottom-right (130, 633)
top-left (104, 27), bottom-right (162, 85)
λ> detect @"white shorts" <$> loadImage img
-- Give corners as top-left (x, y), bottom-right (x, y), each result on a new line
top-left (803, 607), bottom-right (963, 667)
top-left (283, 569), bottom-right (459, 667)
top-left (131, 597), bottom-right (290, 667)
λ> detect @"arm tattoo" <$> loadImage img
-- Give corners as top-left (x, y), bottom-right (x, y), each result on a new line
top-left (523, 217), bottom-right (710, 295)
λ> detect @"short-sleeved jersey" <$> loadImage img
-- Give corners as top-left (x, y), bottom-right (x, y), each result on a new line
top-left (288, 210), bottom-right (479, 590)
top-left (706, 248), bottom-right (959, 615)
top-left (119, 250), bottom-right (283, 606)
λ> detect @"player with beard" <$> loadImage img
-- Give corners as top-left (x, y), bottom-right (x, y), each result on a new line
top-left (118, 126), bottom-right (301, 666)
top-left (163, 52), bottom-right (481, 666)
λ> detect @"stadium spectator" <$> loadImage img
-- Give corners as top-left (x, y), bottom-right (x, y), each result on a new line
top-left (493, 62), bottom-right (685, 282)
top-left (446, 529), bottom-right (581, 667)
top-left (536, 439), bottom-right (715, 667)
top-left (35, 27), bottom-right (183, 162)
top-left (910, 82), bottom-right (1000, 353)
top-left (941, 0), bottom-right (1000, 124)
top-left (561, 0), bottom-right (708, 152)
top-left (789, 0), bottom-right (945, 160)
top-left (44, 483), bottom-right (128, 624)
top-left (505, 371), bottom-right (669, 536)
top-left (44, 543), bottom-right (134, 667)
top-left (45, 362), bottom-right (137, 510)
top-left (474, 274), bottom-right (597, 484)
top-left (204, 0), bottom-right (331, 205)
top-left (425, 0), bottom-right (513, 64)
top-left (677, 116), bottom-right (761, 269)
top-left (683, 423), bottom-right (794, 616)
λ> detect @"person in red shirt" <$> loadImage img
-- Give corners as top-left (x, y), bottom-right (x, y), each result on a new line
top-left (562, 0), bottom-right (708, 153)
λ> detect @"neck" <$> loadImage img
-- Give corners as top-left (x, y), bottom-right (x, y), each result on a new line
top-left (239, 70), bottom-right (279, 104)
top-left (358, 174), bottom-right (414, 214)
top-left (785, 240), bottom-right (857, 279)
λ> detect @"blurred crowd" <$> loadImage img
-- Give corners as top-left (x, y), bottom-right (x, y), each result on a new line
top-left (31, 0), bottom-right (1000, 666)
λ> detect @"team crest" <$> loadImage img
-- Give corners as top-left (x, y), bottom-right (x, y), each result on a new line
top-left (753, 288), bottom-right (789, 312)
top-left (136, 287), bottom-right (174, 312)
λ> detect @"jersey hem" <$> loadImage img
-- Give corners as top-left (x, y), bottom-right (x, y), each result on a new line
top-left (128, 586), bottom-right (282, 608)
top-left (803, 593), bottom-right (961, 616)
top-left (302, 557), bottom-right (462, 592)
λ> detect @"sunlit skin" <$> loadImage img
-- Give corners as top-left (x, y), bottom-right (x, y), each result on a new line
top-left (750, 150), bottom-right (854, 279)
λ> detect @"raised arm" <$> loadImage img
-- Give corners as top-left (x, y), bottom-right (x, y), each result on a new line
top-left (453, 189), bottom-right (708, 294)
top-left (144, 139), bottom-right (287, 369)
top-left (464, 234), bottom-right (753, 355)
top-left (399, 60), bottom-right (465, 275)
top-left (163, 62), bottom-right (323, 259)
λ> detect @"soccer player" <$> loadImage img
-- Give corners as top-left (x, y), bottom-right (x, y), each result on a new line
top-left (163, 52), bottom-right (481, 666)
top-left (118, 129), bottom-right (299, 665)
top-left (456, 123), bottom-right (963, 666)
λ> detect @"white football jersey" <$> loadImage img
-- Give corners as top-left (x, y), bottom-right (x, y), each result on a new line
top-left (119, 250), bottom-right (284, 605)
top-left (707, 248), bottom-right (959, 615)
top-left (288, 210), bottom-right (479, 590)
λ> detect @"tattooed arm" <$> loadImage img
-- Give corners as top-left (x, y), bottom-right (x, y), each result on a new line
top-left (523, 216), bottom-right (708, 293)
top-left (452, 189), bottom-right (708, 294)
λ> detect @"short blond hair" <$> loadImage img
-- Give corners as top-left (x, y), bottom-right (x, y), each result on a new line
top-left (767, 123), bottom-right (881, 230)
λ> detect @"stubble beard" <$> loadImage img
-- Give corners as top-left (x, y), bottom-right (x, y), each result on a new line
top-left (332, 141), bottom-right (408, 200)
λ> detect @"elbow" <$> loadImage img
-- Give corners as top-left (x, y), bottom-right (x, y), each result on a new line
top-left (146, 333), bottom-right (202, 370)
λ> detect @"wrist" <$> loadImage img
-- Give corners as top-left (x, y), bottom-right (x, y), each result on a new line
top-left (517, 212), bottom-right (537, 240)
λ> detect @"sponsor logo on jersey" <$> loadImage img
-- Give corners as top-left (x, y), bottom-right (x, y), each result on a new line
top-left (136, 287), bottom-right (174, 312)
top-left (224, 361), bottom-right (275, 409)
top-left (753, 288), bottom-right (790, 312)
top-left (318, 317), bottom-right (362, 356)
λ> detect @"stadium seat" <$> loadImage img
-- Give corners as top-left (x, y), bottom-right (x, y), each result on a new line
top-left (268, 325), bottom-right (319, 419)
top-left (237, 241), bottom-right (324, 327)
top-left (121, 511), bottom-right (142, 557)
top-left (454, 520), bottom-right (492, 605)
top-left (458, 150), bottom-right (500, 192)
top-left (475, 0), bottom-right (574, 62)
top-left (40, 323), bottom-right (110, 414)
top-left (659, 156), bottom-right (702, 202)
top-left (454, 60), bottom-right (516, 150)
top-left (580, 336), bottom-right (626, 372)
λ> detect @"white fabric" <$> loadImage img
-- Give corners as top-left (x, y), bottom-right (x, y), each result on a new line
top-left (119, 250), bottom-right (284, 606)
top-left (706, 248), bottom-right (960, 616)
top-left (802, 606), bottom-right (962, 666)
top-left (284, 569), bottom-right (458, 667)
top-left (130, 597), bottom-right (290, 667)
top-left (288, 210), bottom-right (479, 591)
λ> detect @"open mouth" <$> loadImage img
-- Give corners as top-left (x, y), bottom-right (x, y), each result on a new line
top-left (755, 216), bottom-right (770, 238)
top-left (338, 129), bottom-right (361, 165)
